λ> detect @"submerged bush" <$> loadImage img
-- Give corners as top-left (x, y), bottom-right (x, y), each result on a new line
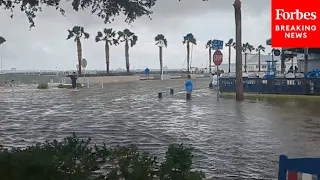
top-left (37, 83), bottom-right (48, 89)
top-left (58, 83), bottom-right (83, 89)
top-left (0, 133), bottom-right (205, 180)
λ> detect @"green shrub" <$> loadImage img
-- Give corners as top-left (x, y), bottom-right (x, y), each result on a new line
top-left (37, 83), bottom-right (48, 89)
top-left (0, 134), bottom-right (205, 180)
top-left (57, 84), bottom-right (72, 88)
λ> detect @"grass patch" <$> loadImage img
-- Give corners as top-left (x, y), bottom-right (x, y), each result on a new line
top-left (220, 92), bottom-right (320, 101)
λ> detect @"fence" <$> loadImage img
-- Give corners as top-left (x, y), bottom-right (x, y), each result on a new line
top-left (219, 77), bottom-right (320, 95)
top-left (278, 155), bottom-right (320, 180)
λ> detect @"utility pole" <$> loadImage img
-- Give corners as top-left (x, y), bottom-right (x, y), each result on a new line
top-left (304, 48), bottom-right (308, 73)
top-left (234, 0), bottom-right (244, 101)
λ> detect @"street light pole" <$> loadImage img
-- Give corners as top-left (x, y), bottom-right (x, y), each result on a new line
top-left (234, 0), bottom-right (244, 101)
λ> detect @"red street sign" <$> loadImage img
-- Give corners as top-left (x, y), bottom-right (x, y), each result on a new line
top-left (213, 50), bottom-right (223, 66)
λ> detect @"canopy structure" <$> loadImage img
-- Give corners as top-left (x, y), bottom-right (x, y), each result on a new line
top-left (266, 38), bottom-right (320, 54)
top-left (266, 38), bottom-right (271, 46)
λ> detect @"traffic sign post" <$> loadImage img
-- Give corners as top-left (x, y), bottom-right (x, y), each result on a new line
top-left (213, 50), bottom-right (223, 101)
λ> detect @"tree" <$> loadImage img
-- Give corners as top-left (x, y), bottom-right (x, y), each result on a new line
top-left (0, 36), bottom-right (5, 45)
top-left (205, 40), bottom-right (212, 73)
top-left (118, 29), bottom-right (138, 73)
top-left (66, 26), bottom-right (89, 75)
top-left (255, 45), bottom-right (265, 72)
top-left (234, 0), bottom-right (243, 101)
top-left (2, 0), bottom-right (157, 28)
top-left (242, 42), bottom-right (254, 72)
top-left (95, 28), bottom-right (119, 73)
top-left (155, 34), bottom-right (168, 76)
top-left (183, 33), bottom-right (197, 74)
top-left (225, 39), bottom-right (234, 73)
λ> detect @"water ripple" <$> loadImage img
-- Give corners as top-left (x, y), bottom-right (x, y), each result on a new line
top-left (1, 79), bottom-right (320, 179)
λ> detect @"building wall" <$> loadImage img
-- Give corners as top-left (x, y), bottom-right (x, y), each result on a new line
top-left (298, 59), bottom-right (320, 72)
top-left (296, 53), bottom-right (320, 72)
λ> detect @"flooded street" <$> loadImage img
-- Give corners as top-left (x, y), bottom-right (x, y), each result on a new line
top-left (1, 78), bottom-right (320, 179)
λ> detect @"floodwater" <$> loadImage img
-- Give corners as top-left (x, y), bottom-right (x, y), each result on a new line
top-left (1, 78), bottom-right (320, 179)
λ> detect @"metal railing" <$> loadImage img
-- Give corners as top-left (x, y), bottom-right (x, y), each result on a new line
top-left (219, 77), bottom-right (320, 95)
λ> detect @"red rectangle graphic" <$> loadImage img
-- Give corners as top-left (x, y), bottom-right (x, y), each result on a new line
top-left (271, 0), bottom-right (320, 48)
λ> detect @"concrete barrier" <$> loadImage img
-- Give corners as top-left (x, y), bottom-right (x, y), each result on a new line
top-left (78, 75), bottom-right (140, 85)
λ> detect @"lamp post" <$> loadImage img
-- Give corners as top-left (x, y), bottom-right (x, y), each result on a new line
top-left (234, 0), bottom-right (244, 101)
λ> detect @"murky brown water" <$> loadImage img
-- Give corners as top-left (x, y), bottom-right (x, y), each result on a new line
top-left (1, 78), bottom-right (320, 179)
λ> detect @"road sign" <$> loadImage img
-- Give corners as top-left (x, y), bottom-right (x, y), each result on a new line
top-left (213, 50), bottom-right (223, 66)
top-left (212, 39), bottom-right (223, 50)
top-left (273, 49), bottom-right (281, 56)
top-left (81, 58), bottom-right (87, 68)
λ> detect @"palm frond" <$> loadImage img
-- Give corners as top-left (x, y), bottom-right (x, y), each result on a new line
top-left (123, 29), bottom-right (134, 37)
top-left (155, 34), bottom-right (165, 41)
top-left (130, 35), bottom-right (138, 47)
top-left (163, 39), bottom-right (168, 47)
top-left (190, 38), bottom-right (197, 45)
top-left (66, 30), bottom-right (74, 40)
top-left (83, 32), bottom-right (90, 39)
top-left (226, 38), bottom-right (233, 45)
top-left (112, 39), bottom-right (119, 45)
top-left (0, 36), bottom-right (6, 45)
top-left (95, 37), bottom-right (101, 42)
top-left (205, 40), bottom-right (211, 49)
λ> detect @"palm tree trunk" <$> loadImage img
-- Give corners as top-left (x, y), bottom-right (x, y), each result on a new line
top-left (105, 42), bottom-right (110, 73)
top-left (209, 48), bottom-right (212, 73)
top-left (228, 45), bottom-right (231, 73)
top-left (187, 42), bottom-right (190, 73)
top-left (125, 40), bottom-right (130, 73)
top-left (159, 46), bottom-right (163, 75)
top-left (258, 50), bottom-right (261, 72)
top-left (76, 37), bottom-right (82, 75)
top-left (234, 0), bottom-right (244, 101)
top-left (244, 53), bottom-right (247, 72)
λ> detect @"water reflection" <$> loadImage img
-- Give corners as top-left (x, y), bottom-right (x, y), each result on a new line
top-left (1, 79), bottom-right (320, 179)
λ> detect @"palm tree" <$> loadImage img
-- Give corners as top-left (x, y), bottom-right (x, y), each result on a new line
top-left (155, 34), bottom-right (167, 77)
top-left (0, 36), bottom-right (5, 45)
top-left (95, 28), bottom-right (119, 73)
top-left (234, 0), bottom-right (243, 101)
top-left (242, 42), bottom-right (254, 72)
top-left (255, 45), bottom-right (265, 72)
top-left (225, 39), bottom-right (234, 73)
top-left (66, 26), bottom-right (89, 75)
top-left (183, 33), bottom-right (197, 73)
top-left (118, 29), bottom-right (138, 73)
top-left (205, 40), bottom-right (212, 73)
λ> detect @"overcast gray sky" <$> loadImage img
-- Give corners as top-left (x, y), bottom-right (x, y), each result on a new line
top-left (0, 0), bottom-right (271, 71)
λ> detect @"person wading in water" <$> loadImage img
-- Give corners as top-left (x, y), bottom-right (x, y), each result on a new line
top-left (185, 74), bottom-right (193, 100)
top-left (67, 72), bottom-right (78, 90)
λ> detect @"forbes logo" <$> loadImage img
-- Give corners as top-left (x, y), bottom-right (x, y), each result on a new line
top-left (275, 9), bottom-right (317, 20)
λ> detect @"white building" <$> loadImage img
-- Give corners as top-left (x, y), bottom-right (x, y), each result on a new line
top-left (216, 54), bottom-right (297, 73)
top-left (296, 53), bottom-right (320, 72)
